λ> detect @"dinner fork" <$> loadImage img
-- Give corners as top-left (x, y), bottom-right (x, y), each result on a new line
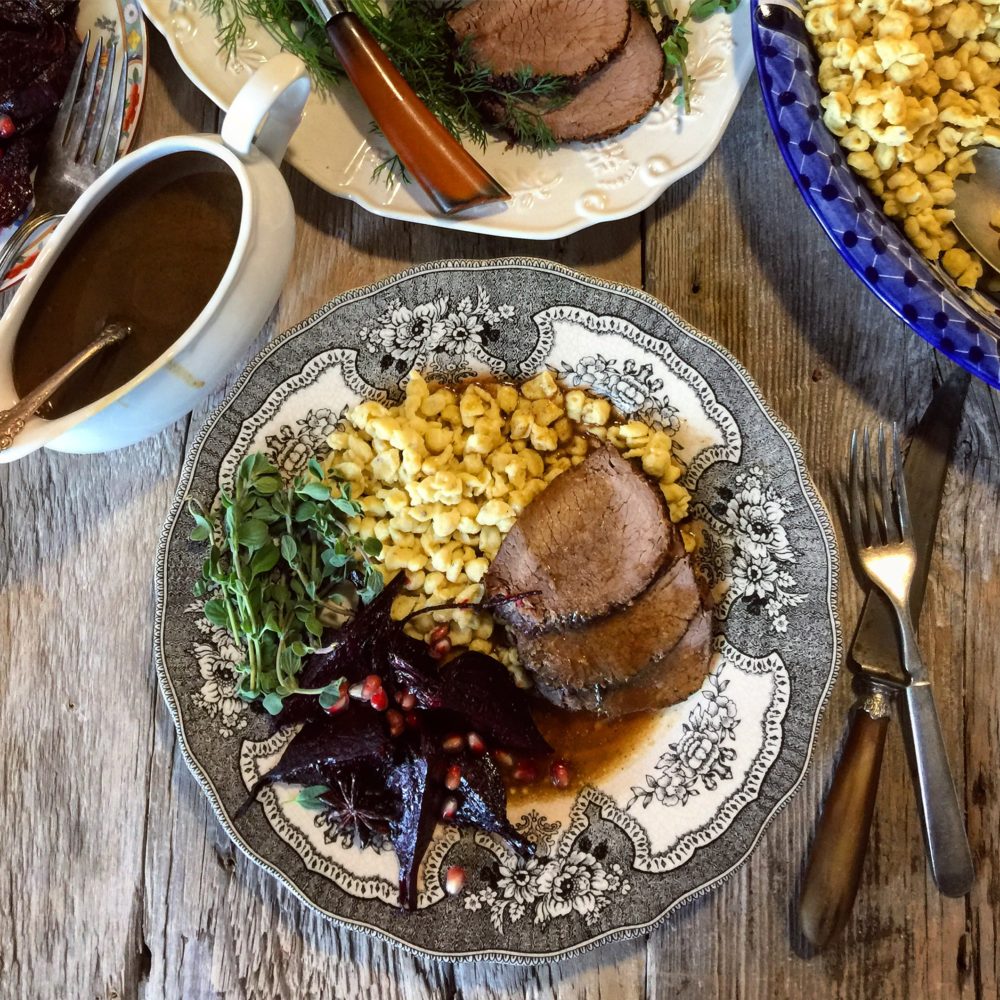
top-left (848, 424), bottom-right (974, 896)
top-left (0, 34), bottom-right (128, 283)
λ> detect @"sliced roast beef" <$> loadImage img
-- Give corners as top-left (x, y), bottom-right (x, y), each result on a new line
top-left (485, 442), bottom-right (677, 634)
top-left (448, 0), bottom-right (632, 82)
top-left (521, 553), bottom-right (705, 714)
top-left (597, 607), bottom-right (713, 718)
top-left (540, 8), bottom-right (665, 142)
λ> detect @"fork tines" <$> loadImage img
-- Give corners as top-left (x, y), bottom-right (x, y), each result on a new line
top-left (54, 34), bottom-right (128, 169)
top-left (848, 423), bottom-right (912, 550)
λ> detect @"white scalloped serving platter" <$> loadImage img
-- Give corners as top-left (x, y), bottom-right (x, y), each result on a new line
top-left (139, 0), bottom-right (753, 238)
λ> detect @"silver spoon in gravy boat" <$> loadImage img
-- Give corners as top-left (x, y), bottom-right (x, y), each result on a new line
top-left (952, 146), bottom-right (1000, 275)
top-left (0, 322), bottom-right (132, 450)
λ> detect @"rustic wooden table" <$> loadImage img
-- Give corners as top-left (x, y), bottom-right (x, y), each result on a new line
top-left (2, 33), bottom-right (997, 1000)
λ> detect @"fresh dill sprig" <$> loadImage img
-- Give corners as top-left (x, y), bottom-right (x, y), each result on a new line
top-left (202, 0), bottom-right (568, 169)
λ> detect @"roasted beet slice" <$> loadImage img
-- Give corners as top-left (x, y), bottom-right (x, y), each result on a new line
top-left (387, 739), bottom-right (446, 910)
top-left (447, 752), bottom-right (534, 857)
top-left (277, 576), bottom-right (407, 724)
top-left (386, 632), bottom-right (444, 709)
top-left (437, 652), bottom-right (552, 755)
top-left (238, 708), bottom-right (394, 815)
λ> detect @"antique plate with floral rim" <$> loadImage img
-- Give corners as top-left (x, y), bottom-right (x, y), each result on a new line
top-left (0, 0), bottom-right (148, 290)
top-left (139, 0), bottom-right (753, 239)
top-left (154, 258), bottom-right (841, 962)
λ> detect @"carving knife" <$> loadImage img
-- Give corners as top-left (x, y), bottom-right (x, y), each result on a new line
top-left (799, 367), bottom-right (972, 947)
top-left (307, 0), bottom-right (510, 214)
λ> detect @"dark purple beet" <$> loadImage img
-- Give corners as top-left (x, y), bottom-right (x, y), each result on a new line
top-left (447, 752), bottom-right (534, 857)
top-left (438, 652), bottom-right (552, 755)
top-left (0, 1), bottom-right (80, 226)
top-left (237, 707), bottom-right (394, 816)
top-left (0, 138), bottom-right (33, 229)
top-left (386, 633), bottom-right (444, 709)
top-left (387, 738), bottom-right (446, 910)
top-left (276, 576), bottom-right (407, 725)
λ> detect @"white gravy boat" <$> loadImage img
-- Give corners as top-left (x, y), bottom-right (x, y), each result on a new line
top-left (0, 53), bottom-right (310, 462)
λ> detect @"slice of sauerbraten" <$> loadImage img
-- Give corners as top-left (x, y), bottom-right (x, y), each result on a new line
top-left (485, 442), bottom-right (678, 635)
top-left (448, 0), bottom-right (632, 83)
top-left (486, 440), bottom-right (712, 719)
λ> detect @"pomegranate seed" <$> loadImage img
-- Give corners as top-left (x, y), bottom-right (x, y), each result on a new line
top-left (405, 711), bottom-right (420, 729)
top-left (361, 674), bottom-right (383, 700)
top-left (429, 637), bottom-right (451, 659)
top-left (348, 682), bottom-right (365, 700)
top-left (429, 623), bottom-right (450, 643)
top-left (400, 691), bottom-right (417, 711)
top-left (445, 764), bottom-right (462, 790)
top-left (441, 797), bottom-right (459, 821)
top-left (386, 709), bottom-right (405, 737)
top-left (467, 732), bottom-right (486, 755)
top-left (493, 750), bottom-right (514, 768)
top-left (325, 693), bottom-right (349, 714)
top-left (393, 689), bottom-right (405, 705)
top-left (442, 734), bottom-right (464, 752)
top-left (512, 762), bottom-right (538, 783)
top-left (370, 687), bottom-right (389, 712)
top-left (0, 115), bottom-right (14, 139)
top-left (445, 865), bottom-right (465, 895)
top-left (550, 760), bottom-right (571, 788)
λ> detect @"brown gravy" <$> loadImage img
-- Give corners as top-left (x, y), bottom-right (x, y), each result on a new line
top-left (13, 151), bottom-right (243, 419)
top-left (508, 702), bottom-right (661, 802)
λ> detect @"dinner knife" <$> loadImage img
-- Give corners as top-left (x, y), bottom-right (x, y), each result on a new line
top-left (307, 0), bottom-right (510, 214)
top-left (799, 367), bottom-right (971, 948)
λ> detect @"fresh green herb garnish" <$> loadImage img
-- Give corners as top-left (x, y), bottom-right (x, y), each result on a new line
top-left (655, 0), bottom-right (742, 113)
top-left (202, 0), bottom-right (570, 163)
top-left (189, 452), bottom-right (384, 715)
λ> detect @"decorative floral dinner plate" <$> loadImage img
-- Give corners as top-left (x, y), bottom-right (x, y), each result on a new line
top-left (0, 0), bottom-right (148, 290)
top-left (139, 0), bottom-right (753, 239)
top-left (155, 259), bottom-right (840, 962)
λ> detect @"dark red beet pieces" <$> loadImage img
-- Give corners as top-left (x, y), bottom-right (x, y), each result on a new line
top-left (239, 583), bottom-right (546, 909)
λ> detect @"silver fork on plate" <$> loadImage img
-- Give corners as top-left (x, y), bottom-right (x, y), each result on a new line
top-left (0, 34), bottom-right (128, 283)
top-left (848, 424), bottom-right (974, 896)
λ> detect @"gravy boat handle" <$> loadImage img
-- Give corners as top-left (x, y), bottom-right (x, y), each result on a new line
top-left (221, 53), bottom-right (311, 166)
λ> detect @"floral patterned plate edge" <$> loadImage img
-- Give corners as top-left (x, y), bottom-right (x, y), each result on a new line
top-left (154, 258), bottom-right (841, 962)
top-left (0, 0), bottom-right (148, 291)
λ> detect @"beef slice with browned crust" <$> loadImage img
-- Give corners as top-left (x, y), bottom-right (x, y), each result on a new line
top-left (518, 545), bottom-right (703, 710)
top-left (484, 442), bottom-right (677, 635)
top-left (448, 0), bottom-right (632, 82)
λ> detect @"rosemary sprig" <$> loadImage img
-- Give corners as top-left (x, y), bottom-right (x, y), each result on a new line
top-left (189, 452), bottom-right (383, 715)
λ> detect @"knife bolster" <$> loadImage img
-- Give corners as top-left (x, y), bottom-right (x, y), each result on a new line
top-left (857, 687), bottom-right (892, 720)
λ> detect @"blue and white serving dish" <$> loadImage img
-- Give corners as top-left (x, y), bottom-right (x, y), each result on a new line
top-left (751, 0), bottom-right (1000, 389)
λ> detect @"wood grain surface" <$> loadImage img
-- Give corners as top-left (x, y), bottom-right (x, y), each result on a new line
top-left (1, 31), bottom-right (997, 1000)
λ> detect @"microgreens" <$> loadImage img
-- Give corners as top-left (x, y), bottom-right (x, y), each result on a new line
top-left (189, 452), bottom-right (383, 714)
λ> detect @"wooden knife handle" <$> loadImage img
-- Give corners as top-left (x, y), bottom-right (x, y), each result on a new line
top-left (324, 12), bottom-right (509, 215)
top-left (798, 689), bottom-right (891, 948)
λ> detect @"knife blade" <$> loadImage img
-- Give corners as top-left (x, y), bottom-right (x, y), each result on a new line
top-left (849, 367), bottom-right (971, 682)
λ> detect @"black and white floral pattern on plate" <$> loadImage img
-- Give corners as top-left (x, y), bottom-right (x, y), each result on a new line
top-left (695, 465), bottom-right (808, 633)
top-left (535, 304), bottom-right (742, 486)
top-left (155, 259), bottom-right (840, 962)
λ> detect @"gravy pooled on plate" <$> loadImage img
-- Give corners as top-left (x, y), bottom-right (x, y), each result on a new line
top-left (13, 151), bottom-right (243, 419)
